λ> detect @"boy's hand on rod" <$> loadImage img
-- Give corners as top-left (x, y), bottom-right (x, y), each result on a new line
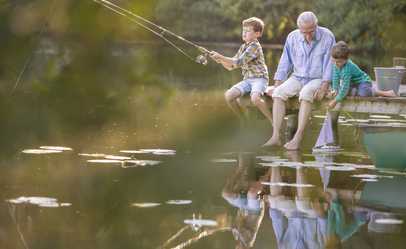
top-left (209, 51), bottom-right (221, 63)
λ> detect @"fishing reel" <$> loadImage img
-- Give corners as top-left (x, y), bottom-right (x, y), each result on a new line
top-left (195, 46), bottom-right (211, 65)
top-left (195, 53), bottom-right (208, 65)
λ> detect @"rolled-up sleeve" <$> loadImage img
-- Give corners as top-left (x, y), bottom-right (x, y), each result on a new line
top-left (274, 39), bottom-right (293, 81)
top-left (322, 36), bottom-right (336, 82)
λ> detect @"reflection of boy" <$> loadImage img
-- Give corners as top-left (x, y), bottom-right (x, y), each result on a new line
top-left (221, 153), bottom-right (264, 248)
top-left (210, 17), bottom-right (271, 126)
top-left (327, 199), bottom-right (366, 242)
top-left (328, 41), bottom-right (396, 109)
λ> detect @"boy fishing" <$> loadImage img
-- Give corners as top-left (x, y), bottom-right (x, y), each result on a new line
top-left (209, 17), bottom-right (272, 128)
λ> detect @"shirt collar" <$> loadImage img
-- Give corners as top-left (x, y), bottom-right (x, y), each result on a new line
top-left (245, 39), bottom-right (258, 45)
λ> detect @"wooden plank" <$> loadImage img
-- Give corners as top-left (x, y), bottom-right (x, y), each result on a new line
top-left (240, 84), bottom-right (406, 115)
top-left (241, 96), bottom-right (406, 115)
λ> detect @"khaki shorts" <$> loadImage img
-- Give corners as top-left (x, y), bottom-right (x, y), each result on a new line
top-left (268, 195), bottom-right (318, 218)
top-left (272, 77), bottom-right (322, 103)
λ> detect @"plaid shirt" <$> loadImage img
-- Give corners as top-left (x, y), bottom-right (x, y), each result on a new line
top-left (233, 40), bottom-right (269, 80)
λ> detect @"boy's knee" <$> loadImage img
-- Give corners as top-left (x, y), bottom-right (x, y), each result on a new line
top-left (358, 88), bottom-right (372, 97)
top-left (250, 93), bottom-right (262, 105)
top-left (224, 90), bottom-right (235, 102)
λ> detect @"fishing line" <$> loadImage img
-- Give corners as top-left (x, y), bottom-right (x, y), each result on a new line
top-left (93, 0), bottom-right (210, 65)
top-left (11, 0), bottom-right (58, 95)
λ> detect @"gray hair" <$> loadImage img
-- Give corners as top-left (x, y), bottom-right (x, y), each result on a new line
top-left (297, 11), bottom-right (318, 27)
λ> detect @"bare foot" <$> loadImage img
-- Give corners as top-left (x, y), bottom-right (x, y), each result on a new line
top-left (386, 90), bottom-right (398, 97)
top-left (284, 139), bottom-right (301, 151)
top-left (262, 136), bottom-right (282, 147)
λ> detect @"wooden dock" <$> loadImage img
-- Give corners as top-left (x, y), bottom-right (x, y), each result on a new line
top-left (262, 84), bottom-right (406, 115)
top-left (241, 84), bottom-right (406, 140)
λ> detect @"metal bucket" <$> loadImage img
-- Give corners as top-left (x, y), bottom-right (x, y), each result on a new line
top-left (374, 67), bottom-right (406, 94)
top-left (393, 57), bottom-right (406, 84)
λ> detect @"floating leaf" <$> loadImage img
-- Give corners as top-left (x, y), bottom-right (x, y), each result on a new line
top-left (184, 219), bottom-right (217, 227)
top-left (78, 153), bottom-right (107, 157)
top-left (369, 115), bottom-right (391, 119)
top-left (40, 146), bottom-right (73, 151)
top-left (325, 166), bottom-right (355, 171)
top-left (131, 202), bottom-right (161, 208)
top-left (104, 155), bottom-right (132, 160)
top-left (375, 219), bottom-right (404, 224)
top-left (22, 149), bottom-right (62, 154)
top-left (6, 197), bottom-right (71, 208)
top-left (140, 149), bottom-right (176, 155)
top-left (87, 159), bottom-right (123, 164)
top-left (256, 156), bottom-right (282, 162)
top-left (166, 200), bottom-right (192, 205)
top-left (122, 160), bottom-right (161, 168)
top-left (120, 150), bottom-right (146, 154)
top-left (261, 182), bottom-right (314, 187)
top-left (361, 178), bottom-right (378, 182)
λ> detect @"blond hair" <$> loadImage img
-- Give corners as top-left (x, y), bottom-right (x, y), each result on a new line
top-left (242, 17), bottom-right (264, 36)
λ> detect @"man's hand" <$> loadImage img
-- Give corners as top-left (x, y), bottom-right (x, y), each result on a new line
top-left (265, 80), bottom-right (282, 97)
top-left (328, 99), bottom-right (337, 109)
top-left (314, 81), bottom-right (329, 101)
top-left (265, 85), bottom-right (275, 97)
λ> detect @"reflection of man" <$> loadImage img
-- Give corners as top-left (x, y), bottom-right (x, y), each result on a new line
top-left (266, 165), bottom-right (328, 249)
top-left (222, 153), bottom-right (265, 248)
top-left (264, 11), bottom-right (335, 150)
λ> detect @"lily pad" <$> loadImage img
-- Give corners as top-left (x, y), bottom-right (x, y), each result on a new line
top-left (6, 197), bottom-right (71, 208)
top-left (166, 200), bottom-right (192, 205)
top-left (131, 202), bottom-right (161, 208)
top-left (40, 146), bottom-right (73, 151)
top-left (184, 219), bottom-right (218, 227)
top-left (22, 149), bottom-right (63, 154)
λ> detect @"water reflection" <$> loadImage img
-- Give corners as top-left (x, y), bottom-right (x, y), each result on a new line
top-left (217, 150), bottom-right (406, 248)
top-left (222, 152), bottom-right (265, 248)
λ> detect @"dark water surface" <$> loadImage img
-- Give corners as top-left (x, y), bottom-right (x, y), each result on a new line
top-left (1, 45), bottom-right (406, 249)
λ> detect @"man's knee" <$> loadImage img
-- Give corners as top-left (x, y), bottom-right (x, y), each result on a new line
top-left (272, 86), bottom-right (288, 100)
top-left (299, 89), bottom-right (316, 103)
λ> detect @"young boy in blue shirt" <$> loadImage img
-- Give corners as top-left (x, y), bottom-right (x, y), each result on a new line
top-left (328, 41), bottom-right (396, 109)
top-left (210, 17), bottom-right (271, 126)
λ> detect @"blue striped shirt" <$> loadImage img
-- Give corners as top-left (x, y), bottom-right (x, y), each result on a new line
top-left (274, 26), bottom-right (335, 84)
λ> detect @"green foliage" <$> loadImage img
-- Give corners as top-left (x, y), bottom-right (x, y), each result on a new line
top-left (315, 0), bottom-right (406, 51)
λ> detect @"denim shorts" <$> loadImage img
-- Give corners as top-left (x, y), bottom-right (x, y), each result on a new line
top-left (350, 81), bottom-right (373, 97)
top-left (232, 77), bottom-right (268, 96)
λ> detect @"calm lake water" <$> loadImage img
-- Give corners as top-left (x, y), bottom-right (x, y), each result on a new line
top-left (1, 44), bottom-right (406, 249)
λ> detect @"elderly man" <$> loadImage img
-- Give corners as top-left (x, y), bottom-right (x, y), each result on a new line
top-left (263, 11), bottom-right (335, 150)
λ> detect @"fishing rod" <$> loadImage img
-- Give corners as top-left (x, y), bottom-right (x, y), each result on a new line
top-left (93, 0), bottom-right (211, 65)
